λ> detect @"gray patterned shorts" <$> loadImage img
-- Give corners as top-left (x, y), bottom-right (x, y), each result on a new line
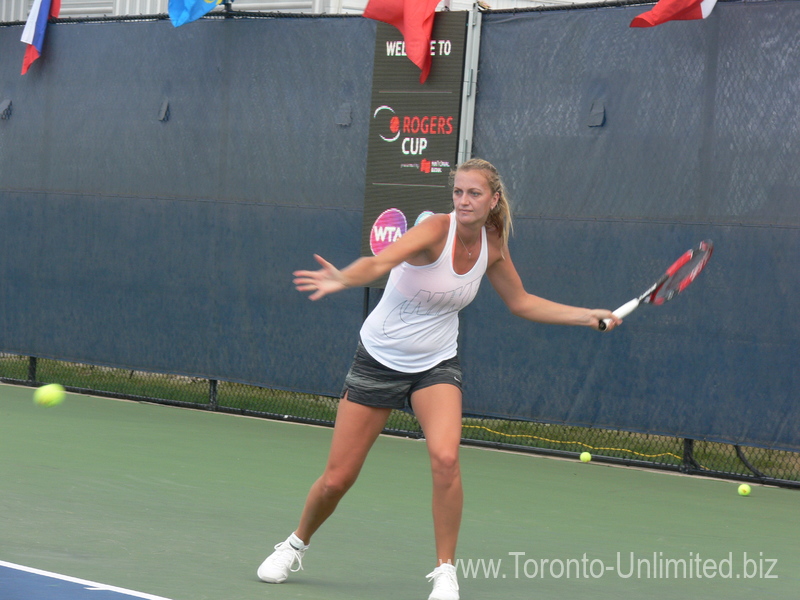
top-left (341, 341), bottom-right (462, 410)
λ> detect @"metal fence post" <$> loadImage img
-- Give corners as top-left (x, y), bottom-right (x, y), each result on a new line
top-left (682, 438), bottom-right (699, 473)
top-left (28, 356), bottom-right (37, 383)
top-left (209, 379), bottom-right (218, 411)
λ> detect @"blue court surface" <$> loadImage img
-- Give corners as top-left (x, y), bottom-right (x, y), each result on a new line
top-left (0, 561), bottom-right (173, 600)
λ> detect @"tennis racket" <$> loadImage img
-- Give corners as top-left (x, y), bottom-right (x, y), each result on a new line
top-left (599, 240), bottom-right (713, 331)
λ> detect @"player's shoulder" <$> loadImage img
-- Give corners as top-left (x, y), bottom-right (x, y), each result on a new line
top-left (427, 212), bottom-right (452, 226)
top-left (484, 223), bottom-right (504, 247)
top-left (484, 224), bottom-right (511, 265)
top-left (414, 212), bottom-right (451, 235)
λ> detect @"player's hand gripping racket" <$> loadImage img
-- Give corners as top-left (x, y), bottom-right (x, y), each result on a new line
top-left (599, 240), bottom-right (713, 331)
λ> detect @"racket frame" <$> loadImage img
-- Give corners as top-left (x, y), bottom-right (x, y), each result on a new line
top-left (598, 241), bottom-right (712, 331)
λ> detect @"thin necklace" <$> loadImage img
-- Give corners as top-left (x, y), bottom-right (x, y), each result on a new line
top-left (456, 231), bottom-right (477, 259)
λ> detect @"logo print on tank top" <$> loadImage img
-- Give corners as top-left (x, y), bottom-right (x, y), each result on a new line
top-left (382, 279), bottom-right (480, 338)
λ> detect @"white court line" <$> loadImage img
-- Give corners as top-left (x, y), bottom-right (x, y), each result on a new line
top-left (0, 560), bottom-right (174, 600)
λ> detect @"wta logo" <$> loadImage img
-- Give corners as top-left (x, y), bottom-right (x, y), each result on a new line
top-left (373, 105), bottom-right (455, 156)
top-left (370, 208), bottom-right (407, 255)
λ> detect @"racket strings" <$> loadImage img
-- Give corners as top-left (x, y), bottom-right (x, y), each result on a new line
top-left (653, 242), bottom-right (713, 305)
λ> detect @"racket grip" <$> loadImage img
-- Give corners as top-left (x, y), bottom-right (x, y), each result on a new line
top-left (599, 298), bottom-right (640, 331)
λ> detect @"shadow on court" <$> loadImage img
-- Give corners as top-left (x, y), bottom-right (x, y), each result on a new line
top-left (1, 383), bottom-right (798, 600)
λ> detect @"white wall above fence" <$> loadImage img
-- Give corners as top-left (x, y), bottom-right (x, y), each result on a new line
top-left (2, 0), bottom-right (594, 22)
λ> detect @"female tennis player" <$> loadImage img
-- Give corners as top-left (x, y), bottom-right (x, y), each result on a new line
top-left (258, 158), bottom-right (620, 600)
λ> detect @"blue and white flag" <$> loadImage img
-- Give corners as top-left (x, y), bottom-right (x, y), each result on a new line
top-left (169, 0), bottom-right (221, 27)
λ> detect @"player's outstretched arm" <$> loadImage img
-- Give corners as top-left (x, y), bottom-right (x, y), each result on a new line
top-left (486, 247), bottom-right (621, 331)
top-left (293, 254), bottom-right (349, 301)
top-left (293, 252), bottom-right (401, 301)
top-left (294, 214), bottom-right (450, 301)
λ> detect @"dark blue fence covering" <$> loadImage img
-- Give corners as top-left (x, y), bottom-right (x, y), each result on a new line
top-left (466, 1), bottom-right (800, 450)
top-left (0, 17), bottom-right (374, 393)
top-left (0, 3), bottom-right (798, 451)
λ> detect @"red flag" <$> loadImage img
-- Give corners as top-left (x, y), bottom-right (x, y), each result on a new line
top-left (363, 0), bottom-right (441, 83)
top-left (630, 0), bottom-right (717, 27)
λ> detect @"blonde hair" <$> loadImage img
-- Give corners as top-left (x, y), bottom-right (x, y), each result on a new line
top-left (452, 158), bottom-right (513, 249)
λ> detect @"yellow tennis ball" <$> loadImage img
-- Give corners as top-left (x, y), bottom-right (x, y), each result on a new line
top-left (33, 383), bottom-right (66, 407)
top-left (738, 484), bottom-right (751, 497)
top-left (580, 452), bottom-right (592, 463)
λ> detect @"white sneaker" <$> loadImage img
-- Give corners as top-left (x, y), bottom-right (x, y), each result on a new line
top-left (257, 537), bottom-right (307, 583)
top-left (426, 563), bottom-right (459, 600)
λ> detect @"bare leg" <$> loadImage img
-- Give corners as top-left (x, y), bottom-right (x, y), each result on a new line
top-left (411, 384), bottom-right (463, 566)
top-left (295, 394), bottom-right (391, 543)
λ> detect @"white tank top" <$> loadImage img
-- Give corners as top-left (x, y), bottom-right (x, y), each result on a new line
top-left (360, 212), bottom-right (489, 373)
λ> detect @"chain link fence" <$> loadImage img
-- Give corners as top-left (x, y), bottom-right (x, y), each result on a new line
top-left (2, 352), bottom-right (797, 489)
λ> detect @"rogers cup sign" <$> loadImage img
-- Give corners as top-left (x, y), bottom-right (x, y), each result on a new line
top-left (361, 12), bottom-right (468, 282)
top-left (373, 105), bottom-right (456, 156)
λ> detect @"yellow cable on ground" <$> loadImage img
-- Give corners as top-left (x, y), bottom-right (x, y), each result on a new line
top-left (461, 423), bottom-right (697, 464)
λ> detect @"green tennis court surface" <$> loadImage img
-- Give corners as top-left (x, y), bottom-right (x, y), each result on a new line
top-left (1, 383), bottom-right (797, 599)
